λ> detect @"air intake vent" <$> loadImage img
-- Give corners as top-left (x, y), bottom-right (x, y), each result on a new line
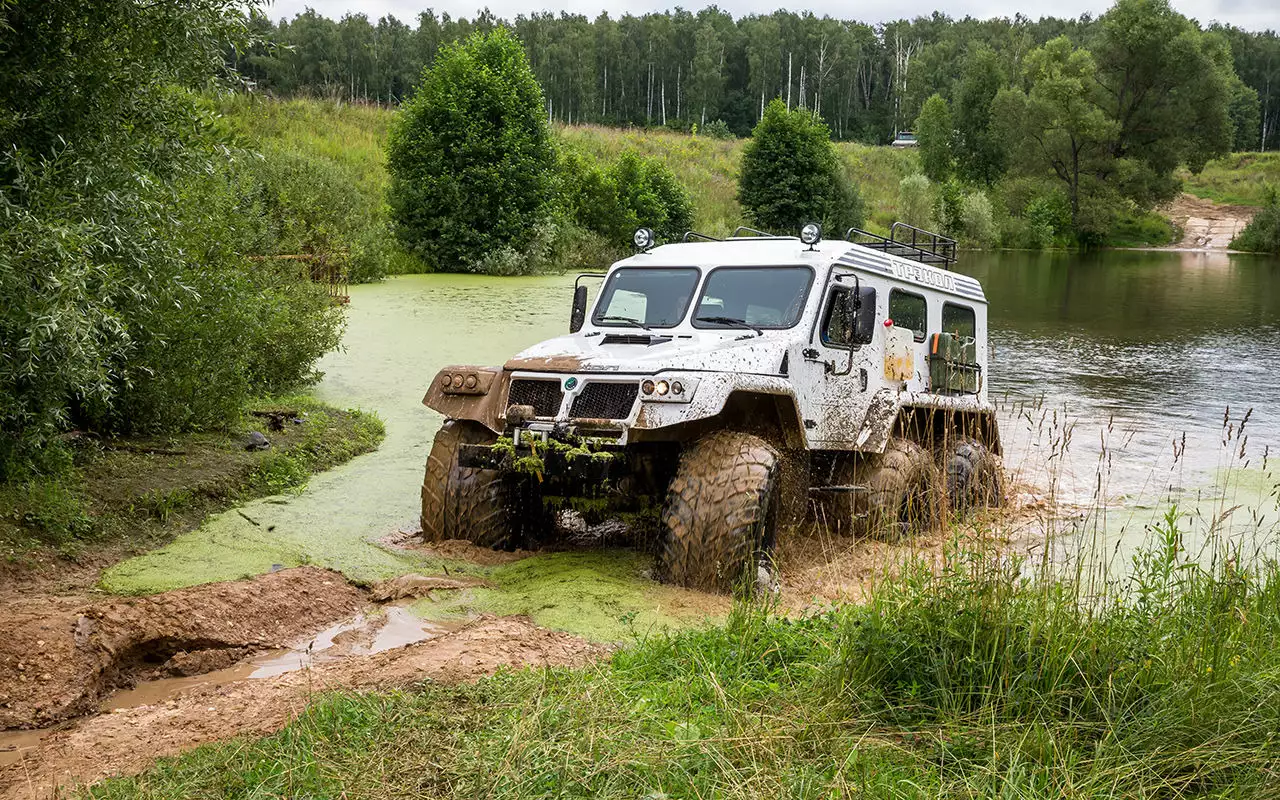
top-left (570, 382), bottom-right (639, 420)
top-left (600, 334), bottom-right (672, 346)
top-left (508, 379), bottom-right (563, 417)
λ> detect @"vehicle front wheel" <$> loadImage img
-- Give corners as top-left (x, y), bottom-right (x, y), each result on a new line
top-left (661, 431), bottom-right (780, 594)
top-left (420, 420), bottom-right (512, 548)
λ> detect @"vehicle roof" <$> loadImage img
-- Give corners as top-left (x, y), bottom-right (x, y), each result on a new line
top-left (614, 237), bottom-right (987, 304)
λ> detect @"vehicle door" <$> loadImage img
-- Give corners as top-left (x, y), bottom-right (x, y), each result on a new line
top-left (801, 268), bottom-right (879, 448)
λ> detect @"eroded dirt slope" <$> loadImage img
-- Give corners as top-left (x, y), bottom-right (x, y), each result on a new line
top-left (0, 568), bottom-right (365, 730)
top-left (0, 615), bottom-right (596, 799)
top-left (1163, 193), bottom-right (1256, 249)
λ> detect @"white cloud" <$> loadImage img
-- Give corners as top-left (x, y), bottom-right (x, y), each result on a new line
top-left (261, 0), bottom-right (1278, 32)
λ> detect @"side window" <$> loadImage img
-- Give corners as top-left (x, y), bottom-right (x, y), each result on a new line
top-left (942, 303), bottom-right (976, 340)
top-left (888, 289), bottom-right (927, 342)
top-left (821, 287), bottom-right (855, 348)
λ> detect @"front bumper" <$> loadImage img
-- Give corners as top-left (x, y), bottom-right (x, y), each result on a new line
top-left (458, 441), bottom-right (622, 484)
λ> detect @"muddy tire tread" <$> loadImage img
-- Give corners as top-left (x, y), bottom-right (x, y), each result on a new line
top-left (945, 437), bottom-right (1003, 511)
top-left (860, 437), bottom-right (939, 538)
top-left (421, 420), bottom-right (510, 548)
top-left (661, 431), bottom-right (779, 593)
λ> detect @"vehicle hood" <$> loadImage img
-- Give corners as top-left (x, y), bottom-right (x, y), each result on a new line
top-left (505, 331), bottom-right (791, 377)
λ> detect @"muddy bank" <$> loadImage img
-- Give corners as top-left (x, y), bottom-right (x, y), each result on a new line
top-left (0, 568), bottom-right (365, 730)
top-left (0, 615), bottom-right (597, 799)
top-left (1162, 192), bottom-right (1256, 249)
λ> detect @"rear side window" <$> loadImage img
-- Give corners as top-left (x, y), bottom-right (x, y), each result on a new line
top-left (888, 289), bottom-right (927, 342)
top-left (942, 303), bottom-right (976, 340)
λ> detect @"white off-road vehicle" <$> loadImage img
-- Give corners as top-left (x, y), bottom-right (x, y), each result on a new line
top-left (421, 224), bottom-right (1002, 591)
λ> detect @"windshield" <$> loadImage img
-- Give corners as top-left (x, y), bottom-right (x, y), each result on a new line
top-left (692, 266), bottom-right (814, 329)
top-left (592, 268), bottom-right (700, 329)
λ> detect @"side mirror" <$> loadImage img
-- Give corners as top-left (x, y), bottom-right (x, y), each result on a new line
top-left (569, 284), bottom-right (588, 333)
top-left (853, 286), bottom-right (877, 344)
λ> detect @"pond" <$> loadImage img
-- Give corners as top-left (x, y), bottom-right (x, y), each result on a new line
top-left (102, 250), bottom-right (1280, 593)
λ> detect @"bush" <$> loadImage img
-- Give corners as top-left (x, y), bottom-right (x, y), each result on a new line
top-left (915, 93), bottom-right (954, 183)
top-left (738, 99), bottom-right (863, 235)
top-left (387, 29), bottom-right (556, 271)
top-left (701, 119), bottom-right (735, 140)
top-left (1231, 187), bottom-right (1280, 253)
top-left (897, 174), bottom-right (935, 230)
top-left (958, 191), bottom-right (998, 248)
top-left (560, 147), bottom-right (694, 247)
top-left (0, 2), bottom-right (344, 478)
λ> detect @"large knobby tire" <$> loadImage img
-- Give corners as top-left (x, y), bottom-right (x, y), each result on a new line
top-left (944, 438), bottom-right (1003, 512)
top-left (661, 432), bottom-right (780, 594)
top-left (860, 437), bottom-right (940, 539)
top-left (420, 420), bottom-right (512, 548)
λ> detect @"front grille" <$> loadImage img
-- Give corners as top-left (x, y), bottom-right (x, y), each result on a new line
top-left (570, 382), bottom-right (639, 420)
top-left (508, 379), bottom-right (563, 417)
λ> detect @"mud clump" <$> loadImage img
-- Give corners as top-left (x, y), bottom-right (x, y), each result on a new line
top-left (0, 567), bottom-right (364, 730)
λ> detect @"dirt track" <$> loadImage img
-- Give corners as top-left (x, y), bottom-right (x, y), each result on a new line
top-left (1162, 193), bottom-right (1256, 249)
top-left (0, 568), bottom-right (597, 798)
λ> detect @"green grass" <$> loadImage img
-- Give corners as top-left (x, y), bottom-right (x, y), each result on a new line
top-left (0, 396), bottom-right (384, 574)
top-left (84, 509), bottom-right (1280, 799)
top-left (1180, 152), bottom-right (1280, 206)
top-left (1104, 208), bottom-right (1178, 247)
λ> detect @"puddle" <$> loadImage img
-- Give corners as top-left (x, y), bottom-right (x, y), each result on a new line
top-left (0, 729), bottom-right (46, 768)
top-left (100, 606), bottom-right (447, 712)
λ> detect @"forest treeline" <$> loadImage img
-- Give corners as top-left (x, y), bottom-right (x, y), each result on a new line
top-left (233, 4), bottom-right (1279, 149)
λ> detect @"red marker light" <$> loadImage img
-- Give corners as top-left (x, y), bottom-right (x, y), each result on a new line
top-left (884, 318), bottom-right (894, 327)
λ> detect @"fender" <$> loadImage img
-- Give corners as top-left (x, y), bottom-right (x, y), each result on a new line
top-left (421, 365), bottom-right (508, 434)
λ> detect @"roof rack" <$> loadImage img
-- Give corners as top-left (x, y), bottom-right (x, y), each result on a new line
top-left (681, 231), bottom-right (722, 242)
top-left (845, 222), bottom-right (957, 266)
top-left (730, 226), bottom-right (794, 240)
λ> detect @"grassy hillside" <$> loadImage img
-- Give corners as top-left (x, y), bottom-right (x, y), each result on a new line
top-left (216, 98), bottom-right (919, 253)
top-left (1181, 152), bottom-right (1280, 206)
top-left (217, 97), bottom-right (1274, 259)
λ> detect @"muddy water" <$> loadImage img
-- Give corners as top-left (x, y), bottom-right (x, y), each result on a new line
top-left (104, 253), bottom-right (1280, 594)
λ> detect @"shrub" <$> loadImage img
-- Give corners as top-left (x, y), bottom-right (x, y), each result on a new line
top-left (387, 29), bottom-right (556, 271)
top-left (958, 191), bottom-right (998, 248)
top-left (560, 148), bottom-right (694, 247)
top-left (1231, 186), bottom-right (1280, 253)
top-left (738, 99), bottom-right (863, 235)
top-left (897, 174), bottom-right (935, 230)
top-left (701, 119), bottom-right (735, 140)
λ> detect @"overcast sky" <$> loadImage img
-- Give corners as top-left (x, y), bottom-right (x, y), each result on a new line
top-left (265, 0), bottom-right (1278, 33)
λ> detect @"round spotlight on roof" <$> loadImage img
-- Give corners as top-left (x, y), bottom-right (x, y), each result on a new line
top-left (800, 222), bottom-right (822, 246)
top-left (633, 227), bottom-right (655, 250)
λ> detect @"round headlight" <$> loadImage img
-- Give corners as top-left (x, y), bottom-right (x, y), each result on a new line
top-left (633, 227), bottom-right (655, 250)
top-left (671, 380), bottom-right (684, 395)
top-left (800, 222), bottom-right (822, 246)
top-left (441, 374), bottom-right (453, 387)
top-left (655, 380), bottom-right (670, 396)
top-left (452, 373), bottom-right (465, 387)
top-left (641, 379), bottom-right (655, 395)
top-left (464, 374), bottom-right (477, 389)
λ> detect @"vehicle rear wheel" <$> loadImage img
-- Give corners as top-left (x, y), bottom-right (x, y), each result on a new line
top-left (661, 431), bottom-right (780, 594)
top-left (420, 420), bottom-right (512, 548)
top-left (860, 437), bottom-right (939, 539)
top-left (944, 437), bottom-right (1003, 511)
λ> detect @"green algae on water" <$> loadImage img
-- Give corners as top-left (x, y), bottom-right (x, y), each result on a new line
top-left (410, 550), bottom-right (727, 642)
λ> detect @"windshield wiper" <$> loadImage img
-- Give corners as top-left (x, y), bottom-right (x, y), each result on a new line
top-left (696, 315), bottom-right (763, 336)
top-left (598, 315), bottom-right (651, 331)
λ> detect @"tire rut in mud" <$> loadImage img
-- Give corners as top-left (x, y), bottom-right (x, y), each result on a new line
top-left (0, 567), bottom-right (365, 730)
